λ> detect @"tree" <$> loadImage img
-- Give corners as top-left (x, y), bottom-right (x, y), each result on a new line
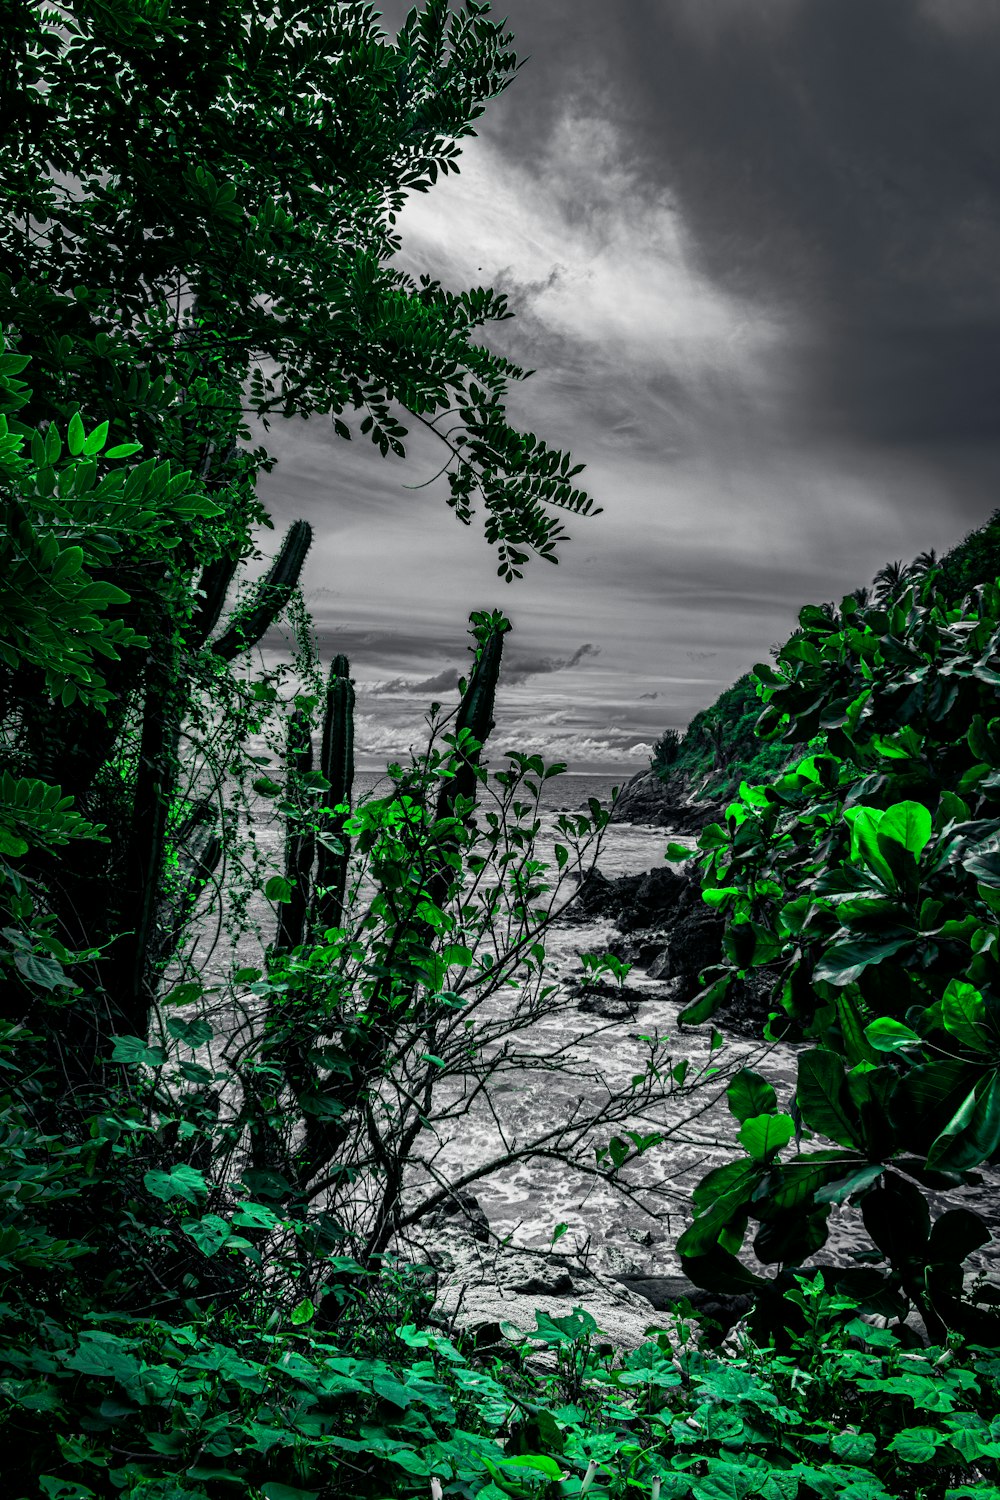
top-left (1, 0), bottom-right (601, 1062)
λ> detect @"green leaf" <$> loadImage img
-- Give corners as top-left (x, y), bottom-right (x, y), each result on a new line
top-left (889, 1427), bottom-right (943, 1464)
top-left (82, 419), bottom-right (109, 456)
top-left (40, 1480), bottom-right (96, 1500)
top-left (927, 1073), bottom-right (1000, 1172)
top-left (110, 1034), bottom-right (166, 1066)
top-left (14, 951), bottom-right (71, 990)
top-left (290, 1298), bottom-right (315, 1325)
top-left (143, 1164), bottom-right (208, 1204)
top-left (261, 1486), bottom-right (320, 1500)
top-left (843, 806), bottom-right (895, 887)
top-left (727, 1067), bottom-right (778, 1123)
top-left (829, 1431), bottom-right (877, 1463)
top-left (500, 1455), bottom-right (564, 1480)
top-left (264, 875), bottom-right (292, 903)
top-left (182, 1214), bottom-right (231, 1256)
top-left (864, 1017), bottom-right (923, 1052)
top-left (105, 441), bottom-right (142, 459)
top-left (230, 1201), bottom-right (280, 1230)
top-left (814, 1162), bottom-right (885, 1206)
top-left (67, 411), bottom-right (86, 456)
top-left (813, 935), bottom-right (912, 987)
top-left (878, 800), bottom-right (932, 859)
top-left (739, 1112), bottom-right (795, 1160)
top-left (927, 1207), bottom-right (991, 1264)
top-left (940, 979), bottom-right (991, 1054)
top-left (678, 973), bottom-right (731, 1026)
top-left (703, 886), bottom-right (739, 909)
top-left (796, 1050), bottom-right (862, 1148)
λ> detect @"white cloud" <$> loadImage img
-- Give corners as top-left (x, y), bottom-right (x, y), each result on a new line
top-left (396, 113), bottom-right (780, 379)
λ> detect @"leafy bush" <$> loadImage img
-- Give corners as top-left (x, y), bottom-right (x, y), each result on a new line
top-left (675, 569), bottom-right (1000, 1348)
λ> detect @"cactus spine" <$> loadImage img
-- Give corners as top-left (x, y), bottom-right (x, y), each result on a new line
top-left (274, 709), bottom-right (315, 956)
top-left (313, 654), bottom-right (355, 938)
top-left (211, 519), bottom-right (312, 661)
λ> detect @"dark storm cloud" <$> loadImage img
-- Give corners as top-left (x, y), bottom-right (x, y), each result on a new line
top-left (415, 0), bottom-right (1000, 455)
top-left (368, 642), bottom-right (600, 695)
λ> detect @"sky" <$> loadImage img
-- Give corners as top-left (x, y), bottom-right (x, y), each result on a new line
top-left (258, 0), bottom-right (1000, 773)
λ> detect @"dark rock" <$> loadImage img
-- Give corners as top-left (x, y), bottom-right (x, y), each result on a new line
top-left (573, 980), bottom-right (643, 1020)
top-left (426, 1188), bottom-right (491, 1243)
top-left (612, 770), bottom-right (726, 833)
top-left (617, 867), bottom-right (687, 932)
top-left (616, 1274), bottom-right (754, 1343)
top-left (504, 1254), bottom-right (576, 1296)
top-left (665, 916), bottom-right (725, 997)
top-left (646, 948), bottom-right (671, 980)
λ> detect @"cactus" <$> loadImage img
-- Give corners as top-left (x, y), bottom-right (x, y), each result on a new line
top-left (434, 616), bottom-right (507, 826)
top-left (312, 654), bottom-right (355, 938)
top-left (211, 519), bottom-right (312, 661)
top-left (274, 709), bottom-right (315, 955)
top-left (188, 552), bottom-right (240, 648)
top-left (427, 614), bottom-right (508, 909)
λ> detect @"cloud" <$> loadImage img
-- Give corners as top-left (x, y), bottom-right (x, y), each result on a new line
top-left (367, 643), bottom-right (600, 695)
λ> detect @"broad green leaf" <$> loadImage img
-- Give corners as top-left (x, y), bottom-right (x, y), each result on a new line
top-left (678, 974), bottom-right (731, 1026)
top-left (796, 1050), bottom-right (862, 1148)
top-left (927, 1073), bottom-right (1000, 1172)
top-left (889, 1427), bottom-right (943, 1464)
top-left (67, 411), bottom-right (85, 456)
top-left (813, 935), bottom-right (912, 987)
top-left (264, 875), bottom-right (292, 903)
top-left (81, 419), bottom-right (109, 455)
top-left (183, 1214), bottom-right (231, 1256)
top-left (843, 806), bottom-right (895, 887)
top-left (143, 1164), bottom-right (208, 1204)
top-left (702, 886), bottom-right (739, 909)
top-left (290, 1298), bottom-right (315, 1325)
top-left (814, 1162), bottom-right (885, 1206)
top-left (739, 1112), bottom-right (795, 1160)
top-left (110, 1034), bottom-right (166, 1066)
top-left (927, 1207), bottom-right (991, 1264)
top-left (878, 800), bottom-right (932, 859)
top-left (830, 1431), bottom-right (877, 1463)
top-left (864, 1017), bottom-right (923, 1052)
top-left (941, 979), bottom-right (992, 1054)
top-left (14, 951), bottom-right (71, 990)
top-left (727, 1067), bottom-right (778, 1123)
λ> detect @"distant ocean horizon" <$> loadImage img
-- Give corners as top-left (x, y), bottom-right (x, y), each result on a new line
top-left (350, 766), bottom-right (645, 812)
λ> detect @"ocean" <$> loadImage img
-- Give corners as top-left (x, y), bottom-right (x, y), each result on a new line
top-left (350, 767), bottom-right (636, 814)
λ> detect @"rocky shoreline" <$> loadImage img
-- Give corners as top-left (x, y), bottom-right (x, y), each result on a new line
top-left (421, 769), bottom-right (779, 1353)
top-left (415, 771), bottom-right (1000, 1357)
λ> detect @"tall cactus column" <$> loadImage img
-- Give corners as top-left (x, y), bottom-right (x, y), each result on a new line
top-left (427, 613), bottom-right (509, 911)
top-left (274, 710), bottom-right (316, 956)
top-left (312, 655), bottom-right (355, 940)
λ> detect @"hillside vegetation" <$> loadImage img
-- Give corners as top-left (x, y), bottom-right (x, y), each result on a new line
top-left (651, 512), bottom-right (1000, 801)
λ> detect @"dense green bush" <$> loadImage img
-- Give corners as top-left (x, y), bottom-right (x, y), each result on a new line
top-left (673, 567), bottom-right (1000, 1350)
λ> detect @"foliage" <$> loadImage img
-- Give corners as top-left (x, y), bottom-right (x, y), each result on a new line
top-left (650, 677), bottom-right (799, 804)
top-left (653, 512), bottom-right (1000, 803)
top-left (6, 1243), bottom-right (1000, 1497)
top-left (2, 0), bottom-right (598, 583)
top-left (675, 565), bottom-right (1000, 1346)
